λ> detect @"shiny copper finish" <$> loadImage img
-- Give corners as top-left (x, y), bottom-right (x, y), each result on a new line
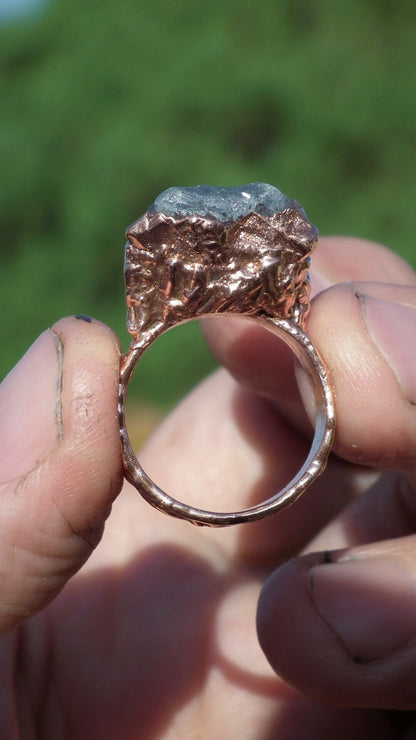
top-left (119, 201), bottom-right (335, 527)
top-left (124, 206), bottom-right (317, 345)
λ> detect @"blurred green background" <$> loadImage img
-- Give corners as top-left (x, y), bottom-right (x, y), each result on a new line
top-left (1, 0), bottom-right (415, 408)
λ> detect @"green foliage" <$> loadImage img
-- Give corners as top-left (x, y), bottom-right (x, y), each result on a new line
top-left (1, 0), bottom-right (416, 403)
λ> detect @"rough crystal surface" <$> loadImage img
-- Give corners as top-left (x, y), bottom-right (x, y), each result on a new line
top-left (148, 183), bottom-right (292, 222)
top-left (125, 183), bottom-right (318, 343)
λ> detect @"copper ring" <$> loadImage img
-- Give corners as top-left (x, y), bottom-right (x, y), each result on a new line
top-left (119, 184), bottom-right (335, 527)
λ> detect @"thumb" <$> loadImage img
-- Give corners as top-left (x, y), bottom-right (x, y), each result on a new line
top-left (257, 540), bottom-right (416, 709)
top-left (0, 317), bottom-right (123, 633)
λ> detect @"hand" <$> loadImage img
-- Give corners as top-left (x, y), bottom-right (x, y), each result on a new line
top-left (0, 237), bottom-right (415, 738)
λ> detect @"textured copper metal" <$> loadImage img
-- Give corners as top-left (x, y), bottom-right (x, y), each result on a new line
top-left (119, 195), bottom-right (335, 526)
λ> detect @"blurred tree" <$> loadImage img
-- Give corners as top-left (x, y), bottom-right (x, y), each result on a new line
top-left (0, 0), bottom-right (415, 403)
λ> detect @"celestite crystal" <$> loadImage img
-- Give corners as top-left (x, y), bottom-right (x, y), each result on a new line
top-left (148, 183), bottom-right (292, 222)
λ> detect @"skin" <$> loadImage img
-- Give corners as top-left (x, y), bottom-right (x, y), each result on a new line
top-left (0, 237), bottom-right (416, 737)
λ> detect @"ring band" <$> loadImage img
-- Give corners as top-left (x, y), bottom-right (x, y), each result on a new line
top-left (119, 184), bottom-right (335, 527)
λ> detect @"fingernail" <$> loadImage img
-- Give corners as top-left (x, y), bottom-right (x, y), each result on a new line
top-left (0, 330), bottom-right (63, 483)
top-left (359, 293), bottom-right (416, 404)
top-left (310, 557), bottom-right (416, 662)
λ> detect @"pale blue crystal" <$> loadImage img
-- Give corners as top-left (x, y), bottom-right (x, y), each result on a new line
top-left (148, 183), bottom-right (292, 222)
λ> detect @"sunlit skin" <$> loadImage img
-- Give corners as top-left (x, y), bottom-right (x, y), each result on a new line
top-left (0, 237), bottom-right (416, 737)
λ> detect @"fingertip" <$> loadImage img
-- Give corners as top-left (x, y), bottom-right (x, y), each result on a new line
top-left (257, 550), bottom-right (416, 709)
top-left (257, 554), bottom-right (340, 702)
top-left (48, 315), bottom-right (123, 527)
top-left (307, 283), bottom-right (416, 468)
top-left (51, 314), bottom-right (121, 360)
